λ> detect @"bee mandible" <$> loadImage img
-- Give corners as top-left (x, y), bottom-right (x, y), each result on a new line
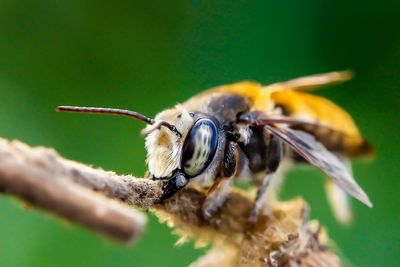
top-left (57, 71), bottom-right (373, 224)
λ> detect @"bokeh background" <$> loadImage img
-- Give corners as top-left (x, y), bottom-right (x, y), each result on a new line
top-left (0, 1), bottom-right (399, 266)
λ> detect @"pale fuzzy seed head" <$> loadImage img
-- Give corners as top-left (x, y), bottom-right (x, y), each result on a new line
top-left (144, 105), bottom-right (194, 178)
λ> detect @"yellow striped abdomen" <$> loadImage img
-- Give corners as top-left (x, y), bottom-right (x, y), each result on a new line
top-left (270, 90), bottom-right (372, 157)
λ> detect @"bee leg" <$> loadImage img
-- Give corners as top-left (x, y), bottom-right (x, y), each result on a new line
top-left (249, 134), bottom-right (283, 223)
top-left (249, 173), bottom-right (273, 223)
top-left (202, 141), bottom-right (237, 220)
top-left (202, 176), bottom-right (234, 220)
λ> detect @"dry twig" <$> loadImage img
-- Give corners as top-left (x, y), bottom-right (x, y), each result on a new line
top-left (0, 137), bottom-right (341, 267)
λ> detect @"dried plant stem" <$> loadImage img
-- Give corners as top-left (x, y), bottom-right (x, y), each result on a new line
top-left (0, 137), bottom-right (341, 266)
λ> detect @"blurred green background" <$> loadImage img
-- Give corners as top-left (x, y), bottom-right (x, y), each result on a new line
top-left (0, 1), bottom-right (399, 266)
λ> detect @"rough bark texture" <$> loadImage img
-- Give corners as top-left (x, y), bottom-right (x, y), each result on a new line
top-left (0, 137), bottom-right (341, 267)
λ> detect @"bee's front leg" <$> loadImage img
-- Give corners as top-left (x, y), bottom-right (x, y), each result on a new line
top-left (201, 141), bottom-right (237, 219)
top-left (249, 133), bottom-right (283, 223)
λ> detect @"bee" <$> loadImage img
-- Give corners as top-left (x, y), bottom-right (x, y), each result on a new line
top-left (57, 71), bottom-right (373, 224)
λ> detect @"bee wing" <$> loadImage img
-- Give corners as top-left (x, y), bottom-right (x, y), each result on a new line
top-left (266, 70), bottom-right (352, 91)
top-left (265, 125), bottom-right (372, 208)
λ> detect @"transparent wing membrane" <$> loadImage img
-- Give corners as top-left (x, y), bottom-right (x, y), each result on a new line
top-left (265, 126), bottom-right (372, 208)
top-left (266, 70), bottom-right (353, 91)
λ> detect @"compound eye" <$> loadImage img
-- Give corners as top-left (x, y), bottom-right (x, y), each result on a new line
top-left (181, 118), bottom-right (219, 177)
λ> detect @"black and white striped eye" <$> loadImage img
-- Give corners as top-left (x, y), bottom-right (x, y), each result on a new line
top-left (181, 118), bottom-right (219, 177)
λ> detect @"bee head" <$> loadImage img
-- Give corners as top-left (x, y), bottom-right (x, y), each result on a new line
top-left (144, 105), bottom-right (224, 182)
top-left (56, 105), bottom-right (224, 187)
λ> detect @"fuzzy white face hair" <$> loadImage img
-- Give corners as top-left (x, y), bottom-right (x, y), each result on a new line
top-left (144, 105), bottom-right (194, 178)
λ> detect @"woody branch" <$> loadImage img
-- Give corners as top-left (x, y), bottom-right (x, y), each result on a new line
top-left (0, 137), bottom-right (341, 267)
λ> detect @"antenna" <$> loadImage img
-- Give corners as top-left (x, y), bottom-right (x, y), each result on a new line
top-left (56, 106), bottom-right (182, 137)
